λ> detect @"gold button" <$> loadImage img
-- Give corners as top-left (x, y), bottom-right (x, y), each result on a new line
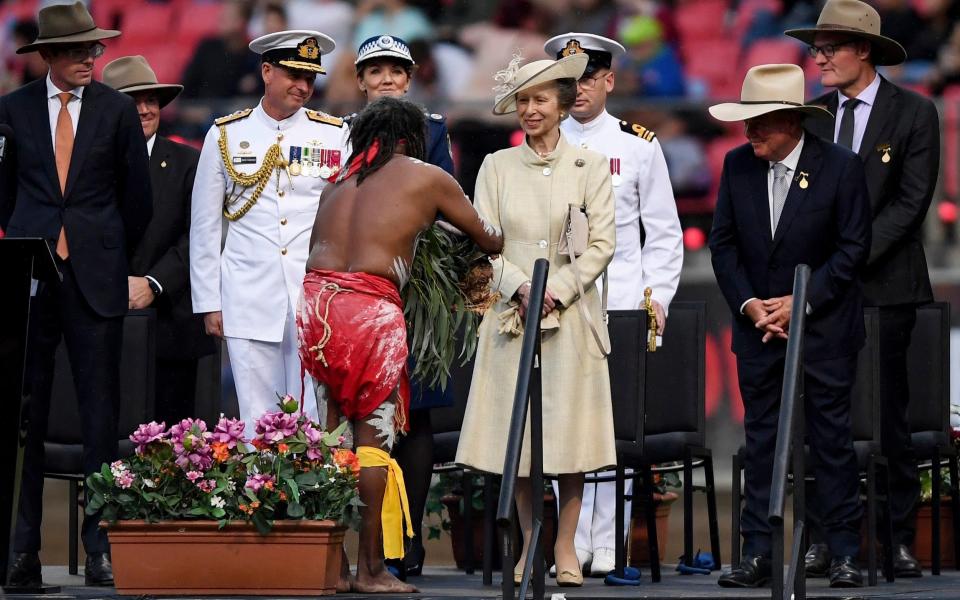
top-left (277, 133), bottom-right (284, 141)
top-left (281, 248), bottom-right (287, 255)
top-left (280, 218), bottom-right (288, 225)
top-left (278, 190), bottom-right (285, 198)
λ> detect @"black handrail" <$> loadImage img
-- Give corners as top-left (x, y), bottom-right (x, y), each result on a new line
top-left (768, 264), bottom-right (810, 600)
top-left (497, 258), bottom-right (549, 600)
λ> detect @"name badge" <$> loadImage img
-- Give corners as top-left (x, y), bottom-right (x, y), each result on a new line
top-left (233, 156), bottom-right (257, 165)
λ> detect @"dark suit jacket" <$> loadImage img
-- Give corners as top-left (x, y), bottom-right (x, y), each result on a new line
top-left (709, 133), bottom-right (871, 360)
top-left (806, 76), bottom-right (938, 306)
top-left (130, 136), bottom-right (214, 359)
top-left (0, 79), bottom-right (152, 318)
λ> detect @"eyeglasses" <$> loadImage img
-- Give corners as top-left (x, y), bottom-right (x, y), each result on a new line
top-left (54, 42), bottom-right (105, 62)
top-left (577, 72), bottom-right (608, 91)
top-left (806, 40), bottom-right (857, 59)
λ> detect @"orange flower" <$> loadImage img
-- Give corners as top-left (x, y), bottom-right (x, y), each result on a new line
top-left (277, 442), bottom-right (289, 454)
top-left (212, 442), bottom-right (230, 463)
top-left (264, 480), bottom-right (274, 491)
top-left (333, 449), bottom-right (360, 477)
top-left (279, 491), bottom-right (288, 501)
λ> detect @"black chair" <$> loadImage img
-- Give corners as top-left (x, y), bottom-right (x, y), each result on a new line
top-left (44, 309), bottom-right (156, 574)
top-left (906, 302), bottom-right (959, 575)
top-left (607, 302), bottom-right (721, 582)
top-left (730, 308), bottom-right (894, 585)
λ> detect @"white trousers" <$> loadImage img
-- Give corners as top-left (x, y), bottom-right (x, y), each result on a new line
top-left (554, 472), bottom-right (632, 553)
top-left (225, 302), bottom-right (317, 432)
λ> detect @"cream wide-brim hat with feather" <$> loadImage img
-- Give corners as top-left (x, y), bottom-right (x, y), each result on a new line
top-left (708, 64), bottom-right (833, 122)
top-left (492, 53), bottom-right (588, 115)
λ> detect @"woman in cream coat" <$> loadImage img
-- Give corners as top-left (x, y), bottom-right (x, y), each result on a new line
top-left (455, 52), bottom-right (617, 587)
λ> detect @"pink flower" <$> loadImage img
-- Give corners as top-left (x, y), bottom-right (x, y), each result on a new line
top-left (302, 422), bottom-right (325, 461)
top-left (212, 416), bottom-right (246, 449)
top-left (197, 479), bottom-right (216, 493)
top-left (279, 394), bottom-right (300, 414)
top-left (185, 470), bottom-right (203, 482)
top-left (129, 421), bottom-right (167, 455)
top-left (254, 411), bottom-right (299, 444)
top-left (244, 473), bottom-right (275, 493)
top-left (169, 418), bottom-right (213, 471)
top-left (115, 471), bottom-right (135, 489)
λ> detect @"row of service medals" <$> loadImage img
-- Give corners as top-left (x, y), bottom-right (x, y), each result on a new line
top-left (288, 143), bottom-right (341, 179)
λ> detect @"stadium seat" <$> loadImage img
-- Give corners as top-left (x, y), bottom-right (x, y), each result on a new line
top-left (116, 3), bottom-right (174, 46)
top-left (90, 0), bottom-right (131, 32)
top-left (682, 40), bottom-right (741, 99)
top-left (675, 0), bottom-right (730, 42)
top-left (176, 2), bottom-right (224, 45)
top-left (741, 38), bottom-right (802, 72)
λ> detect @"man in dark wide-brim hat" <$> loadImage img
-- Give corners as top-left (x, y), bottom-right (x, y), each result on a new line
top-left (786, 0), bottom-right (941, 579)
top-left (102, 55), bottom-right (216, 431)
top-left (0, 0), bottom-right (152, 589)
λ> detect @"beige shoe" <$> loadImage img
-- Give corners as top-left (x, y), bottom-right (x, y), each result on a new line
top-left (556, 568), bottom-right (584, 587)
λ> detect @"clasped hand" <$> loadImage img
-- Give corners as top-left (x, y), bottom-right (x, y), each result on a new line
top-left (745, 295), bottom-right (793, 343)
top-left (515, 281), bottom-right (560, 321)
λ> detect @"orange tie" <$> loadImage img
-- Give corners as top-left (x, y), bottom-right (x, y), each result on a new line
top-left (55, 91), bottom-right (73, 259)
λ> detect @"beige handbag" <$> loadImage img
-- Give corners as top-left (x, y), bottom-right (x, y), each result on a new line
top-left (558, 201), bottom-right (610, 356)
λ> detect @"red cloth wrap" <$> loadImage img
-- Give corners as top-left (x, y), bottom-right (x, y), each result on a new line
top-left (298, 269), bottom-right (410, 431)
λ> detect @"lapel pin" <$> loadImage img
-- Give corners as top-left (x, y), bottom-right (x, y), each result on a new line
top-left (797, 171), bottom-right (809, 189)
top-left (575, 158), bottom-right (585, 167)
top-left (160, 160), bottom-right (167, 168)
top-left (877, 143), bottom-right (892, 163)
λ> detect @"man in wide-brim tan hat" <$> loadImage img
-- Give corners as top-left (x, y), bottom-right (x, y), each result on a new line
top-left (103, 55), bottom-right (216, 447)
top-left (708, 63), bottom-right (871, 589)
top-left (1, 0), bottom-right (152, 591)
top-left (785, 0), bottom-right (941, 581)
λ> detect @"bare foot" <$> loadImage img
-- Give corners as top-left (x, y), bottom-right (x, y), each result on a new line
top-left (353, 568), bottom-right (418, 594)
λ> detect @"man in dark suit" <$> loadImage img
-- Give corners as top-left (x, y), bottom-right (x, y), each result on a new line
top-left (785, 0), bottom-right (940, 577)
top-left (103, 56), bottom-right (216, 425)
top-left (708, 64), bottom-right (871, 588)
top-left (0, 2), bottom-right (151, 588)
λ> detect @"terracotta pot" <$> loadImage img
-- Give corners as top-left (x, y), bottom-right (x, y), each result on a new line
top-left (441, 492), bottom-right (557, 569)
top-left (106, 520), bottom-right (346, 596)
top-left (629, 491), bottom-right (678, 567)
top-left (911, 499), bottom-right (955, 568)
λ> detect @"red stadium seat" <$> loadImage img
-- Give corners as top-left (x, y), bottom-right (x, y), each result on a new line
top-left (683, 40), bottom-right (742, 99)
top-left (675, 0), bottom-right (730, 42)
top-left (176, 2), bottom-right (224, 44)
top-left (118, 3), bottom-right (175, 45)
top-left (705, 135), bottom-right (744, 205)
top-left (90, 0), bottom-right (129, 32)
top-left (741, 38), bottom-right (802, 71)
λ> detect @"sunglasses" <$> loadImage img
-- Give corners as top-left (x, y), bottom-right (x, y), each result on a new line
top-left (54, 42), bottom-right (106, 62)
top-left (806, 40), bottom-right (857, 59)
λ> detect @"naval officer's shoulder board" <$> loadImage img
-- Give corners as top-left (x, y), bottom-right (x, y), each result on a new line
top-left (620, 120), bottom-right (656, 142)
top-left (305, 109), bottom-right (345, 127)
top-left (215, 108), bottom-right (253, 126)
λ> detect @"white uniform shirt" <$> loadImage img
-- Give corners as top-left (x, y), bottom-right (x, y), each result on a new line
top-left (190, 101), bottom-right (350, 342)
top-left (560, 110), bottom-right (683, 311)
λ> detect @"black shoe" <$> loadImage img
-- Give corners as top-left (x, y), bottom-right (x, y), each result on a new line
top-left (7, 552), bottom-right (42, 588)
top-left (893, 544), bottom-right (922, 578)
top-left (828, 555), bottom-right (863, 588)
top-left (84, 552), bottom-right (114, 586)
top-left (718, 555), bottom-right (771, 588)
top-left (804, 543), bottom-right (831, 578)
top-left (404, 542), bottom-right (426, 577)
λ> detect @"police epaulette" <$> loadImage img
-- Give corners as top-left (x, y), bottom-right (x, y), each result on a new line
top-left (215, 108), bottom-right (253, 126)
top-left (620, 120), bottom-right (656, 142)
top-left (306, 109), bottom-right (344, 127)
top-left (424, 112), bottom-right (444, 122)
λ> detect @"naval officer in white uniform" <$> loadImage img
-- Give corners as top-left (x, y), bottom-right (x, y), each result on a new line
top-left (544, 32), bottom-right (683, 577)
top-left (190, 30), bottom-right (350, 430)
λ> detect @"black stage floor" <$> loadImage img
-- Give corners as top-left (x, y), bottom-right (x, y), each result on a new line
top-left (2, 566), bottom-right (960, 600)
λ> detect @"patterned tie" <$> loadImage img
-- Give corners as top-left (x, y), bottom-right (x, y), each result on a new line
top-left (55, 91), bottom-right (74, 259)
top-left (837, 97), bottom-right (862, 151)
top-left (771, 162), bottom-right (789, 234)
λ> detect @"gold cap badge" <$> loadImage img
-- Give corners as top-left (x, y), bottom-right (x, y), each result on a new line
top-left (561, 39), bottom-right (583, 57)
top-left (297, 37), bottom-right (320, 60)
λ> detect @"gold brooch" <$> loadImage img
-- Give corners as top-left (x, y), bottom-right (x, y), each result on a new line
top-left (797, 171), bottom-right (809, 189)
top-left (876, 143), bottom-right (892, 163)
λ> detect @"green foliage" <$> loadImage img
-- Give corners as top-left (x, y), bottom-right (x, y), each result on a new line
top-left (403, 225), bottom-right (485, 390)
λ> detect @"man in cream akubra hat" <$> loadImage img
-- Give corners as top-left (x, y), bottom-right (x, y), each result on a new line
top-left (787, 0), bottom-right (940, 579)
top-left (542, 31), bottom-right (682, 580)
top-left (102, 56), bottom-right (215, 430)
top-left (708, 64), bottom-right (871, 589)
top-left (1, 1), bottom-right (152, 589)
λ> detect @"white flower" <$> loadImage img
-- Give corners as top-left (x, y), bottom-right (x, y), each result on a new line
top-left (210, 496), bottom-right (226, 509)
top-left (110, 461), bottom-right (127, 479)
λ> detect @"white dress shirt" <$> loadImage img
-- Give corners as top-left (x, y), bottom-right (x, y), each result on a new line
top-left (146, 133), bottom-right (156, 158)
top-left (833, 73), bottom-right (880, 153)
top-left (46, 73), bottom-right (83, 151)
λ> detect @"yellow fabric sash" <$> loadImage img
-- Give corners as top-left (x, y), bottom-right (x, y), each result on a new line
top-left (357, 446), bottom-right (414, 559)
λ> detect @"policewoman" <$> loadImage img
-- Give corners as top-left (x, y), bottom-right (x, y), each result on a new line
top-left (542, 32), bottom-right (683, 578)
top-left (349, 33), bottom-right (455, 578)
top-left (190, 30), bottom-right (350, 431)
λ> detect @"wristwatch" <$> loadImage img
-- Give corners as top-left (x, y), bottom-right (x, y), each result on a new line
top-left (146, 277), bottom-right (161, 296)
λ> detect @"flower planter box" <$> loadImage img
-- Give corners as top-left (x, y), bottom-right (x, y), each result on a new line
top-left (107, 519), bottom-right (346, 596)
top-left (629, 491), bottom-right (678, 567)
top-left (911, 499), bottom-right (955, 569)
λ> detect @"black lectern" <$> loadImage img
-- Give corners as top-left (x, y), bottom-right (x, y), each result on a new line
top-left (0, 238), bottom-right (60, 591)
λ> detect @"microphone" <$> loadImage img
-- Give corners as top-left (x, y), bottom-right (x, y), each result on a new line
top-left (0, 124), bottom-right (13, 164)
